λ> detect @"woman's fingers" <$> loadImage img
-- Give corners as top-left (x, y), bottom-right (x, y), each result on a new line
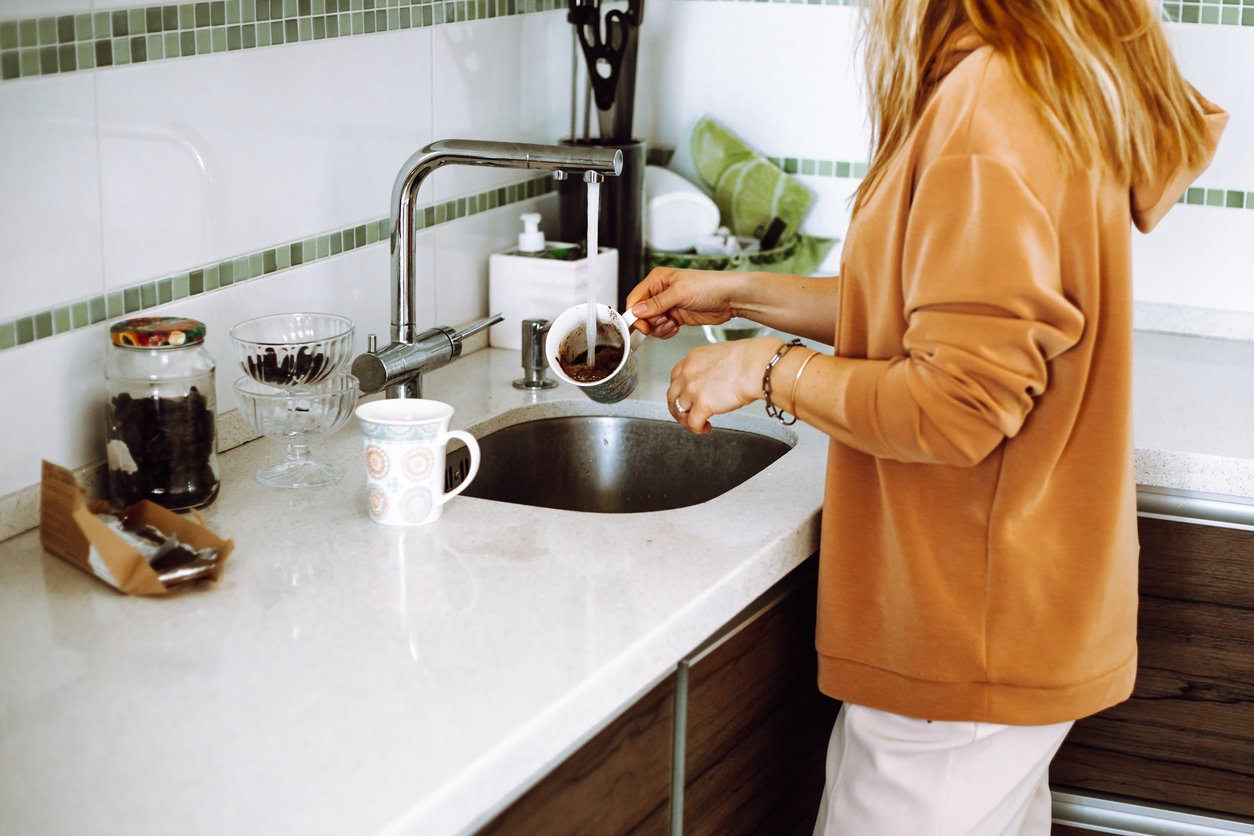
top-left (626, 268), bottom-right (738, 334)
top-left (630, 284), bottom-right (685, 323)
top-left (667, 338), bottom-right (785, 434)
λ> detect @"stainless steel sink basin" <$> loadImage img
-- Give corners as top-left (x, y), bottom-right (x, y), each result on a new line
top-left (447, 409), bottom-right (793, 514)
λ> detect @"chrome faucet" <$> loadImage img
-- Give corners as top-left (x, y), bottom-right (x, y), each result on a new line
top-left (352, 139), bottom-right (624, 398)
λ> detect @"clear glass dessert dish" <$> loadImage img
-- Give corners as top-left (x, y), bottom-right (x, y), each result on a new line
top-left (229, 312), bottom-right (355, 387)
top-left (234, 373), bottom-right (359, 488)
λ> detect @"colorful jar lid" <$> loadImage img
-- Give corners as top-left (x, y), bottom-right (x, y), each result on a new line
top-left (110, 317), bottom-right (207, 348)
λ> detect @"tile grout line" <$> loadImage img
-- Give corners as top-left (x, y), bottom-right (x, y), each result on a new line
top-left (767, 156), bottom-right (1253, 215)
top-left (2, 0), bottom-right (1249, 84)
top-left (680, 0), bottom-right (1254, 28)
top-left (4, 0), bottom-right (1248, 86)
top-left (0, 0), bottom-right (567, 83)
top-left (2, 160), bottom-right (1249, 353)
top-left (0, 174), bottom-right (557, 353)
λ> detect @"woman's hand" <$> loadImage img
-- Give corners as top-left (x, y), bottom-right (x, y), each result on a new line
top-left (625, 268), bottom-right (743, 338)
top-left (669, 337), bottom-right (784, 434)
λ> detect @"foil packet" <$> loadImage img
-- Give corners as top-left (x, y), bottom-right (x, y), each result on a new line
top-left (39, 460), bottom-right (234, 595)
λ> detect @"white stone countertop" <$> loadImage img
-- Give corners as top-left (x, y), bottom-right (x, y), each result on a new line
top-left (1132, 330), bottom-right (1254, 501)
top-left (1, 326), bottom-right (1252, 836)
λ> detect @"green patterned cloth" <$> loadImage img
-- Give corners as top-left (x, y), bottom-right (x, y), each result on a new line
top-left (646, 233), bottom-right (833, 277)
top-left (680, 116), bottom-right (836, 276)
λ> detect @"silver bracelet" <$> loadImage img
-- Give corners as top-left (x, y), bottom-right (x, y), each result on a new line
top-left (763, 339), bottom-right (803, 425)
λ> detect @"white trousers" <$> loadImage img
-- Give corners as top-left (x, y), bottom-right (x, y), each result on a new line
top-left (812, 702), bottom-right (1074, 836)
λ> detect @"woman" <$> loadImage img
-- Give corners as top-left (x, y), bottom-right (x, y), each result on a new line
top-left (626, 1), bottom-right (1226, 833)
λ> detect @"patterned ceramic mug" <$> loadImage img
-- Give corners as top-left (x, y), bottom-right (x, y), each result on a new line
top-left (354, 399), bottom-right (481, 526)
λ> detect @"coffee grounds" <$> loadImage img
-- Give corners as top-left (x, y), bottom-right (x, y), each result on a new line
top-left (108, 387), bottom-right (219, 509)
top-left (246, 346), bottom-right (329, 385)
top-left (562, 344), bottom-right (625, 383)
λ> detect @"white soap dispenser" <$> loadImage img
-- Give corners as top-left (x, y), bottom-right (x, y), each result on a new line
top-left (517, 212), bottom-right (547, 255)
top-left (488, 213), bottom-right (619, 350)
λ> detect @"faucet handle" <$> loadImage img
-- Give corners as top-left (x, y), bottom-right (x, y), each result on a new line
top-left (451, 313), bottom-right (505, 349)
top-left (514, 319), bottom-right (557, 391)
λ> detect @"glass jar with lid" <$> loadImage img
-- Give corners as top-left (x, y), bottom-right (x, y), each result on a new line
top-left (105, 317), bottom-right (220, 510)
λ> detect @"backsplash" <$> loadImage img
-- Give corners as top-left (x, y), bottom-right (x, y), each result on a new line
top-left (1, 0), bottom-right (1251, 527)
top-left (0, 0), bottom-right (564, 81)
top-left (636, 1), bottom-right (1254, 310)
top-left (0, 176), bottom-right (556, 351)
top-left (0, 0), bottom-right (576, 507)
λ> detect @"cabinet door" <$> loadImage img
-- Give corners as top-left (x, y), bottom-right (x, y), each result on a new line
top-left (683, 557), bottom-right (841, 836)
top-left (477, 673), bottom-right (675, 835)
top-left (1050, 517), bottom-right (1254, 819)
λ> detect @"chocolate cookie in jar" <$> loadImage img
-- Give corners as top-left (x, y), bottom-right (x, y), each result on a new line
top-left (105, 317), bottom-right (220, 510)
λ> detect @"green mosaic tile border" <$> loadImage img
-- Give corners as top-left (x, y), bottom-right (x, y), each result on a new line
top-left (0, 174), bottom-right (556, 352)
top-left (1164, 0), bottom-right (1254, 26)
top-left (684, 0), bottom-right (1254, 25)
top-left (771, 158), bottom-right (1253, 213)
top-left (0, 0), bottom-right (564, 82)
top-left (768, 156), bottom-right (868, 178)
top-left (1180, 185), bottom-right (1254, 208)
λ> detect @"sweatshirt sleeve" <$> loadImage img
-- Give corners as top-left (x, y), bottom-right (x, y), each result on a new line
top-left (828, 155), bottom-right (1085, 466)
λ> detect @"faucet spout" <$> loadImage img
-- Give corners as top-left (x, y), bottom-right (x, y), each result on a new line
top-left (354, 139), bottom-right (623, 399)
top-left (391, 140), bottom-right (622, 348)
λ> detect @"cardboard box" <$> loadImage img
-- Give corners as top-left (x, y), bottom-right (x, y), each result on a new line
top-left (39, 460), bottom-right (233, 595)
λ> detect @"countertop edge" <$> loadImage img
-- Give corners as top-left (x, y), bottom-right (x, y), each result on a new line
top-left (381, 513), bottom-right (824, 836)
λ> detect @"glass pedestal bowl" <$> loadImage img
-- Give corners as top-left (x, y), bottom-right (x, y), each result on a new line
top-left (229, 312), bottom-right (355, 387)
top-left (234, 373), bottom-right (359, 488)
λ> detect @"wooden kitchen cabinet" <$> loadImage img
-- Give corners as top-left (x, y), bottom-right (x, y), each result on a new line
top-left (480, 557), bottom-right (837, 836)
top-left (1050, 516), bottom-right (1254, 820)
top-left (477, 673), bottom-right (675, 835)
top-left (681, 557), bottom-right (840, 835)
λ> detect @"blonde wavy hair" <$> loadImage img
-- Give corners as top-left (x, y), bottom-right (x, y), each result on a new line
top-left (855, 0), bottom-right (1214, 208)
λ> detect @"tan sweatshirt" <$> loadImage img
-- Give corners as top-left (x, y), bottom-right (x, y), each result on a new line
top-left (815, 36), bottom-right (1227, 724)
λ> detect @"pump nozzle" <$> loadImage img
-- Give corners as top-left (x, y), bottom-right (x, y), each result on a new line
top-left (518, 213), bottom-right (545, 253)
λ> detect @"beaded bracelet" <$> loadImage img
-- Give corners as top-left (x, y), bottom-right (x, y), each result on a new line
top-left (763, 339), bottom-right (804, 425)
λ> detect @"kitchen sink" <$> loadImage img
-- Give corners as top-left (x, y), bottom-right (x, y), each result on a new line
top-left (446, 406), bottom-right (795, 514)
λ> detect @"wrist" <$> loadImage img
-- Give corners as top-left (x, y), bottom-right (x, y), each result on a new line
top-left (727, 272), bottom-right (760, 320)
top-left (762, 338), bottom-right (804, 424)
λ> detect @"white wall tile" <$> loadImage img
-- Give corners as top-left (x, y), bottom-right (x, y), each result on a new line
top-left (0, 74), bottom-right (104, 321)
top-left (95, 32), bottom-right (434, 290)
top-left (431, 193), bottom-right (559, 333)
top-left (632, 0), bottom-right (864, 276)
top-left (430, 12), bottom-right (575, 203)
top-left (1135, 24), bottom-right (1254, 314)
top-left (1167, 24), bottom-right (1254, 191)
top-left (0, 326), bottom-right (108, 497)
top-left (1133, 206), bottom-right (1254, 314)
top-left (635, 3), bottom-right (867, 164)
top-left (794, 174), bottom-right (856, 273)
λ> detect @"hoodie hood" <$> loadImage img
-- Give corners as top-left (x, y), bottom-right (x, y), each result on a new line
top-left (925, 26), bottom-right (986, 89)
top-left (928, 30), bottom-right (1227, 235)
top-left (1131, 90), bottom-right (1229, 233)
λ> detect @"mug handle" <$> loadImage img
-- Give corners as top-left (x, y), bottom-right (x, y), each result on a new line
top-left (619, 309), bottom-right (647, 347)
top-left (440, 431), bottom-right (481, 504)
